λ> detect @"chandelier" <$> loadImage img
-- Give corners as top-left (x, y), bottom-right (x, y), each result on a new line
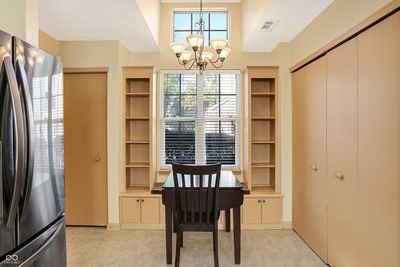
top-left (170, 0), bottom-right (231, 74)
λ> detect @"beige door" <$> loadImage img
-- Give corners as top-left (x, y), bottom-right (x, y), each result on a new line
top-left (64, 72), bottom-right (108, 226)
top-left (326, 39), bottom-right (358, 267)
top-left (292, 56), bottom-right (327, 261)
top-left (358, 12), bottom-right (400, 267)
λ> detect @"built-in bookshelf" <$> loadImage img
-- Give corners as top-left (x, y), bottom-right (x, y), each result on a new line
top-left (122, 68), bottom-right (154, 194)
top-left (247, 67), bottom-right (280, 195)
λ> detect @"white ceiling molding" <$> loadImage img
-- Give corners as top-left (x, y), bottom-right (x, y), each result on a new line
top-left (39, 0), bottom-right (159, 52)
top-left (243, 0), bottom-right (334, 52)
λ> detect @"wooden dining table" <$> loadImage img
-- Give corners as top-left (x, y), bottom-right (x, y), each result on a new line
top-left (161, 170), bottom-right (244, 264)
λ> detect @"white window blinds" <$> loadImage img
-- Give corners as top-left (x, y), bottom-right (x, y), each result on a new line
top-left (160, 71), bottom-right (240, 168)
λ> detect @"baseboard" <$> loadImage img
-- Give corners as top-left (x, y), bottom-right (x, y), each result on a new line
top-left (281, 221), bottom-right (293, 229)
top-left (106, 223), bottom-right (121, 230)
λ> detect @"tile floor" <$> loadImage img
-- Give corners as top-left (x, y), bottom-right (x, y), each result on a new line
top-left (67, 227), bottom-right (326, 267)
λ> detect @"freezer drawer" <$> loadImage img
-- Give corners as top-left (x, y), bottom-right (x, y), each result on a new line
top-left (0, 217), bottom-right (66, 267)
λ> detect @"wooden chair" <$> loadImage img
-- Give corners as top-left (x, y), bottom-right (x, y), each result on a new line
top-left (172, 163), bottom-right (222, 267)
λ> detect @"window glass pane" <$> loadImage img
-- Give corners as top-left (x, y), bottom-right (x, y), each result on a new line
top-left (204, 95), bottom-right (219, 117)
top-left (203, 31), bottom-right (210, 46)
top-left (203, 74), bottom-right (219, 94)
top-left (164, 95), bottom-right (180, 117)
top-left (210, 31), bottom-right (228, 41)
top-left (220, 74), bottom-right (236, 94)
top-left (210, 12), bottom-right (227, 30)
top-left (174, 31), bottom-right (191, 44)
top-left (220, 96), bottom-right (236, 117)
top-left (164, 74), bottom-right (180, 94)
top-left (192, 13), bottom-right (209, 31)
top-left (181, 95), bottom-right (197, 117)
top-left (174, 13), bottom-right (191, 30)
top-left (205, 121), bottom-right (236, 165)
top-left (165, 121), bottom-right (196, 164)
top-left (181, 74), bottom-right (196, 94)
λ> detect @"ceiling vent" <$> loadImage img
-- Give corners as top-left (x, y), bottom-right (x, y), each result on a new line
top-left (259, 20), bottom-right (278, 32)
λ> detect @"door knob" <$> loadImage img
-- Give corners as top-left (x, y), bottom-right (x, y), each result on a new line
top-left (335, 172), bottom-right (344, 180)
top-left (311, 164), bottom-right (318, 171)
top-left (95, 156), bottom-right (101, 162)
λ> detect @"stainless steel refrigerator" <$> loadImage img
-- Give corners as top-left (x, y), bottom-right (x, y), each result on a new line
top-left (0, 30), bottom-right (66, 266)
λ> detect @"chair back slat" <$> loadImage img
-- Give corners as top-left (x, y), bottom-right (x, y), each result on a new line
top-left (172, 163), bottom-right (221, 226)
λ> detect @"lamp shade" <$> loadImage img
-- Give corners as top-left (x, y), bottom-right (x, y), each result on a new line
top-left (170, 42), bottom-right (186, 55)
top-left (186, 34), bottom-right (204, 49)
top-left (180, 50), bottom-right (194, 62)
top-left (210, 38), bottom-right (228, 52)
top-left (201, 52), bottom-right (213, 61)
top-left (219, 47), bottom-right (231, 59)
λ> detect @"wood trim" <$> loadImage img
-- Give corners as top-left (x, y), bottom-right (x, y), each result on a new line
top-left (64, 67), bottom-right (109, 74)
top-left (106, 223), bottom-right (121, 230)
top-left (290, 0), bottom-right (400, 72)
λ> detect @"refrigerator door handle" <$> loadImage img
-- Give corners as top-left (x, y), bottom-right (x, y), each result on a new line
top-left (0, 56), bottom-right (25, 228)
top-left (19, 221), bottom-right (64, 267)
top-left (16, 59), bottom-right (35, 218)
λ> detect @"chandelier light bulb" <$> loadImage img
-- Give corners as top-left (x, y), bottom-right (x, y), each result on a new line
top-left (186, 34), bottom-right (204, 51)
top-left (201, 52), bottom-right (213, 61)
top-left (219, 47), bottom-right (231, 60)
top-left (170, 42), bottom-right (186, 57)
top-left (180, 50), bottom-right (194, 63)
top-left (210, 38), bottom-right (228, 54)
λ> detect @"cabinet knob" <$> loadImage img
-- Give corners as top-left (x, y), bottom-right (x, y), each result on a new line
top-left (262, 200), bottom-right (266, 203)
top-left (95, 156), bottom-right (101, 162)
top-left (311, 164), bottom-right (318, 171)
top-left (141, 199), bottom-right (144, 202)
top-left (335, 172), bottom-right (344, 180)
top-left (257, 200), bottom-right (261, 203)
top-left (136, 199), bottom-right (140, 202)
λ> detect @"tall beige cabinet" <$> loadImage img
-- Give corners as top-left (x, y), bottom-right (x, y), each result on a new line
top-left (292, 10), bottom-right (400, 267)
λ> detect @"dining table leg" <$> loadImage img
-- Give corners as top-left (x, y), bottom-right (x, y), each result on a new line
top-left (233, 207), bottom-right (241, 264)
top-left (225, 209), bottom-right (231, 232)
top-left (165, 205), bottom-right (173, 264)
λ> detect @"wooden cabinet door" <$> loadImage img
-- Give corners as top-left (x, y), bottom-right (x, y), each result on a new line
top-left (242, 198), bottom-right (262, 224)
top-left (326, 39), bottom-right (358, 267)
top-left (358, 12), bottom-right (400, 267)
top-left (261, 198), bottom-right (281, 224)
top-left (292, 56), bottom-right (327, 261)
top-left (121, 197), bottom-right (141, 223)
top-left (141, 197), bottom-right (160, 224)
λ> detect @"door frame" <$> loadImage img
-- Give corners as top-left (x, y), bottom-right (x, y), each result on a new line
top-left (63, 67), bottom-right (109, 226)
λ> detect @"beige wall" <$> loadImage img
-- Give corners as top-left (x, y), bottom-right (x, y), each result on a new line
top-left (59, 40), bottom-right (123, 225)
top-left (39, 30), bottom-right (60, 56)
top-left (52, 0), bottom-right (394, 225)
top-left (0, 0), bottom-right (38, 45)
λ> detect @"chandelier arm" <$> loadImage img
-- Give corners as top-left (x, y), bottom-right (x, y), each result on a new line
top-left (184, 60), bottom-right (197, 70)
top-left (210, 54), bottom-right (222, 64)
top-left (207, 59), bottom-right (224, 69)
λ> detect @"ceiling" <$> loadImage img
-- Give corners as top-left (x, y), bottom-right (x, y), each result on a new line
top-left (40, 0), bottom-right (333, 53)
top-left (39, 0), bottom-right (159, 52)
top-left (243, 0), bottom-right (334, 52)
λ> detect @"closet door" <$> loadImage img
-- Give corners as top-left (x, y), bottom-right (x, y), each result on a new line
top-left (326, 39), bottom-right (358, 267)
top-left (292, 56), bottom-right (327, 261)
top-left (358, 12), bottom-right (400, 267)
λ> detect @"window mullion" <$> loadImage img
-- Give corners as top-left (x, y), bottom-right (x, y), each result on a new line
top-left (196, 74), bottom-right (205, 165)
